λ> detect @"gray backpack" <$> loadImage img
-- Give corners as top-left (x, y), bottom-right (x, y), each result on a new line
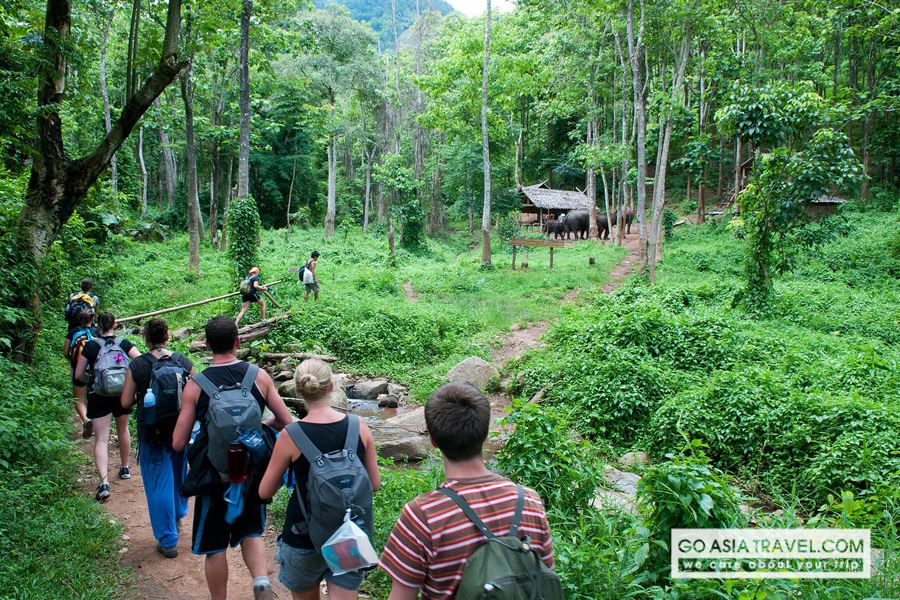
top-left (92, 337), bottom-right (130, 396)
top-left (192, 364), bottom-right (262, 475)
top-left (285, 415), bottom-right (373, 547)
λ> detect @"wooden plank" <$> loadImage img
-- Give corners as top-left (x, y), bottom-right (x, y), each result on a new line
top-left (511, 245), bottom-right (517, 270)
top-left (550, 247), bottom-right (554, 270)
top-left (507, 237), bottom-right (567, 248)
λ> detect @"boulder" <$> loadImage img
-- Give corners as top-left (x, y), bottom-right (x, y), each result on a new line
top-left (332, 373), bottom-right (351, 393)
top-left (384, 407), bottom-right (426, 434)
top-left (172, 327), bottom-right (192, 341)
top-left (377, 394), bottom-right (400, 408)
top-left (273, 370), bottom-right (294, 382)
top-left (387, 383), bottom-right (408, 397)
top-left (447, 356), bottom-right (499, 390)
top-left (604, 466), bottom-right (640, 496)
top-left (351, 379), bottom-right (389, 400)
top-left (618, 451), bottom-right (649, 467)
top-left (378, 436), bottom-right (430, 462)
top-left (277, 379), bottom-right (296, 398)
top-left (330, 385), bottom-right (349, 409)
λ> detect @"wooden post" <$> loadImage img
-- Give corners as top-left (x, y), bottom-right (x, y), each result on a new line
top-left (549, 247), bottom-right (554, 271)
top-left (511, 244), bottom-right (517, 270)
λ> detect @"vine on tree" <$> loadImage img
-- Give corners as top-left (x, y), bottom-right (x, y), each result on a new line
top-left (226, 196), bottom-right (261, 281)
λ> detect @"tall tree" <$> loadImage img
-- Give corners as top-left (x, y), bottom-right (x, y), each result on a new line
top-left (480, 0), bottom-right (492, 266)
top-left (14, 0), bottom-right (185, 358)
top-left (626, 0), bottom-right (648, 268)
top-left (237, 0), bottom-right (252, 198)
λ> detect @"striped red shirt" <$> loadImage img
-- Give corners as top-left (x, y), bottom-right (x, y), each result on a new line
top-left (379, 473), bottom-right (555, 598)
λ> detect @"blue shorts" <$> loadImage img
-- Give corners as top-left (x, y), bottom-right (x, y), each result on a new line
top-left (276, 538), bottom-right (365, 593)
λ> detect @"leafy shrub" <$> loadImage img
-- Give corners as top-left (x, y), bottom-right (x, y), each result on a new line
top-left (637, 445), bottom-right (746, 577)
top-left (498, 402), bottom-right (602, 515)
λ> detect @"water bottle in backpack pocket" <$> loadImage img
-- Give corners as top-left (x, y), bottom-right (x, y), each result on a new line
top-left (140, 353), bottom-right (188, 431)
top-left (284, 415), bottom-right (375, 564)
top-left (92, 338), bottom-right (130, 396)
top-left (191, 364), bottom-right (263, 476)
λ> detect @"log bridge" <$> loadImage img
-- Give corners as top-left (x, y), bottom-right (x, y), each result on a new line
top-left (118, 280), bottom-right (284, 324)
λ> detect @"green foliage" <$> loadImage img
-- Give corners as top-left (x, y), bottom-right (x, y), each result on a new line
top-left (498, 402), bottom-right (602, 515)
top-left (637, 444), bottom-right (745, 576)
top-left (226, 196), bottom-right (262, 280)
top-left (376, 153), bottom-right (425, 250)
top-left (738, 129), bottom-right (863, 306)
top-left (663, 208), bottom-right (678, 240)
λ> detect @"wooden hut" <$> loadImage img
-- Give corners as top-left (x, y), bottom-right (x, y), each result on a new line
top-left (519, 182), bottom-right (593, 229)
top-left (806, 195), bottom-right (846, 219)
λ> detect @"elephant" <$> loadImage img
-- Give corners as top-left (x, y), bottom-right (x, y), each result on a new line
top-left (563, 210), bottom-right (590, 240)
top-left (610, 209), bottom-right (634, 235)
top-left (542, 218), bottom-right (566, 239)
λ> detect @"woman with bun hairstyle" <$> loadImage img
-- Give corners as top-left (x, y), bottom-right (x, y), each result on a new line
top-left (259, 359), bottom-right (381, 600)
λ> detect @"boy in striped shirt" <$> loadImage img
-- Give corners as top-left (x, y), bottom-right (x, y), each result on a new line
top-left (379, 382), bottom-right (555, 599)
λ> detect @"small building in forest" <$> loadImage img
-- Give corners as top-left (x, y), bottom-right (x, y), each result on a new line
top-left (519, 182), bottom-right (593, 228)
top-left (806, 195), bottom-right (847, 219)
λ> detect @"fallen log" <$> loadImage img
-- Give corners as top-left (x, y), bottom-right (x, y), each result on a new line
top-left (260, 352), bottom-right (337, 364)
top-left (188, 312), bottom-right (290, 352)
top-left (119, 280), bottom-right (284, 324)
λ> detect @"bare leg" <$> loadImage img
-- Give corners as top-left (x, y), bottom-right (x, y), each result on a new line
top-left (240, 536), bottom-right (268, 577)
top-left (314, 289), bottom-right (319, 301)
top-left (291, 589), bottom-right (321, 600)
top-left (259, 300), bottom-right (266, 321)
top-left (205, 552), bottom-right (229, 600)
top-left (115, 413), bottom-right (131, 469)
top-left (326, 582), bottom-right (359, 600)
top-left (74, 386), bottom-right (88, 424)
top-left (92, 413), bottom-right (112, 484)
top-left (304, 291), bottom-right (310, 302)
top-left (236, 301), bottom-right (250, 326)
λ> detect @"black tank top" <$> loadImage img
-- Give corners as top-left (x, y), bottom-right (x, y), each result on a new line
top-left (195, 361), bottom-right (266, 425)
top-left (282, 415), bottom-right (366, 549)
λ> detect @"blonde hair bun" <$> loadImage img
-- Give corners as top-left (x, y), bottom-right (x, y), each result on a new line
top-left (294, 358), bottom-right (333, 400)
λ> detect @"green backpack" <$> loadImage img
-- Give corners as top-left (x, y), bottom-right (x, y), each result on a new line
top-left (239, 278), bottom-right (253, 295)
top-left (437, 486), bottom-right (563, 600)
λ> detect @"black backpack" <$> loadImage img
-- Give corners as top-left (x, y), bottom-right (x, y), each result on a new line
top-left (143, 354), bottom-right (188, 428)
top-left (64, 292), bottom-right (95, 325)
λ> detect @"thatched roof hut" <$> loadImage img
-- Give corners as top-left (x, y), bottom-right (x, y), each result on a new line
top-left (519, 183), bottom-right (592, 225)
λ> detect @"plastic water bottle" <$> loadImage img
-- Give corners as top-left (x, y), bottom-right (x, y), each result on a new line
top-left (189, 420), bottom-right (200, 446)
top-left (143, 389), bottom-right (157, 425)
top-left (227, 444), bottom-right (248, 483)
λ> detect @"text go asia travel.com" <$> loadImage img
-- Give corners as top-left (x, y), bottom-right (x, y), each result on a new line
top-left (671, 529), bottom-right (871, 579)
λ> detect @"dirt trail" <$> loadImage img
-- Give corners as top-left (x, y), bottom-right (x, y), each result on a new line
top-left (82, 235), bottom-right (642, 600)
top-left (77, 436), bottom-right (289, 600)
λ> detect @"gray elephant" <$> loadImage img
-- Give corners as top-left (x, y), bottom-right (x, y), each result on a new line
top-left (611, 209), bottom-right (634, 235)
top-left (542, 218), bottom-right (566, 239)
top-left (563, 210), bottom-right (590, 240)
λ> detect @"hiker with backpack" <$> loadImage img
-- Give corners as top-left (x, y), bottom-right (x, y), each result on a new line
top-left (120, 318), bottom-right (195, 558)
top-left (66, 308), bottom-right (97, 438)
top-left (379, 382), bottom-right (561, 600)
top-left (259, 358), bottom-right (381, 600)
top-left (172, 316), bottom-right (293, 600)
top-left (301, 251), bottom-right (320, 302)
top-left (75, 312), bottom-right (140, 503)
top-left (65, 279), bottom-right (99, 438)
top-left (236, 266), bottom-right (267, 326)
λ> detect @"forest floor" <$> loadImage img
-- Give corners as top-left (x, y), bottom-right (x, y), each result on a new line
top-left (75, 232), bottom-right (642, 600)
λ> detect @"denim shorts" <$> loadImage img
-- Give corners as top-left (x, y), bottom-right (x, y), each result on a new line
top-left (276, 538), bottom-right (365, 593)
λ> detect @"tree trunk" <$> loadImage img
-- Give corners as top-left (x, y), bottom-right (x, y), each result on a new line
top-left (14, 0), bottom-right (184, 360)
top-left (480, 0), bottom-right (492, 266)
top-left (586, 119), bottom-right (599, 240)
top-left (220, 155), bottom-right (232, 251)
top-left (286, 156), bottom-right (297, 231)
top-left (237, 0), bottom-right (252, 198)
top-left (428, 137), bottom-right (445, 235)
top-left (325, 130), bottom-right (337, 236)
top-left (99, 11), bottom-right (117, 201)
top-left (181, 65), bottom-right (202, 273)
top-left (648, 35), bottom-right (690, 283)
top-left (733, 135), bottom-right (742, 199)
top-left (861, 40), bottom-right (875, 200)
top-left (363, 147), bottom-right (372, 233)
top-left (157, 105), bottom-right (177, 210)
top-left (626, 0), bottom-right (648, 269)
top-left (600, 168), bottom-right (611, 243)
top-left (138, 126), bottom-right (148, 218)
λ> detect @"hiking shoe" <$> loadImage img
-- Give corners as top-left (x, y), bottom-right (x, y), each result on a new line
top-left (118, 466), bottom-right (132, 480)
top-left (253, 586), bottom-right (275, 600)
top-left (156, 543), bottom-right (178, 559)
top-left (81, 421), bottom-right (93, 439)
top-left (95, 483), bottom-right (110, 503)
